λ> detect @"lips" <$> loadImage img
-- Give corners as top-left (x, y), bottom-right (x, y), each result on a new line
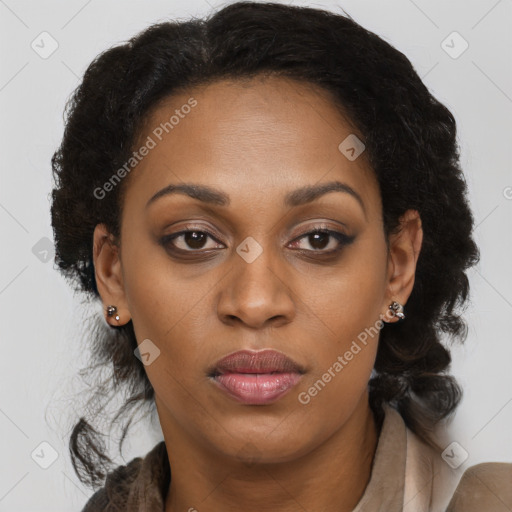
top-left (208, 349), bottom-right (305, 405)
top-left (210, 349), bottom-right (305, 375)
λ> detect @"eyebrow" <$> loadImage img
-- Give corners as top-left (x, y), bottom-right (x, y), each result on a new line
top-left (145, 180), bottom-right (366, 216)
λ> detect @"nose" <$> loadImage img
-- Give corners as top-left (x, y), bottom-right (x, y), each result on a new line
top-left (216, 244), bottom-right (296, 330)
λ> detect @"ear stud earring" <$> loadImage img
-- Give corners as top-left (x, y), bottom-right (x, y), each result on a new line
top-left (106, 305), bottom-right (120, 322)
top-left (387, 301), bottom-right (405, 321)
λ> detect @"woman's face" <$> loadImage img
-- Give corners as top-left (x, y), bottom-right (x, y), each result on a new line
top-left (94, 76), bottom-right (421, 464)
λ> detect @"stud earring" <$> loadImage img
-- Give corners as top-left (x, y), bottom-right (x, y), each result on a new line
top-left (387, 301), bottom-right (405, 321)
top-left (106, 305), bottom-right (120, 322)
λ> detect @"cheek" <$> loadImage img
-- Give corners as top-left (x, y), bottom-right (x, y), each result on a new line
top-left (301, 237), bottom-right (387, 343)
top-left (119, 223), bottom-right (237, 383)
top-left (120, 237), bottom-right (218, 389)
top-left (121, 231), bottom-right (201, 339)
top-left (296, 291), bottom-right (381, 428)
top-left (291, 346), bottom-right (376, 442)
top-left (292, 236), bottom-right (386, 409)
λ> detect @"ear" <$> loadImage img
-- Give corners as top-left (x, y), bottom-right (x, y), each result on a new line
top-left (93, 223), bottom-right (130, 326)
top-left (382, 209), bottom-right (423, 323)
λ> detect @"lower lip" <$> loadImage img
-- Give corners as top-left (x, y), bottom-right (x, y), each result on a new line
top-left (211, 372), bottom-right (303, 404)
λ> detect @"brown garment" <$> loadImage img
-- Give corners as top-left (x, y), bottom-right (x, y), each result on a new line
top-left (446, 462), bottom-right (512, 511)
top-left (81, 406), bottom-right (511, 511)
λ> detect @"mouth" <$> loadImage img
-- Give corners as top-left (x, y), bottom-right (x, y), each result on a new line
top-left (207, 349), bottom-right (305, 405)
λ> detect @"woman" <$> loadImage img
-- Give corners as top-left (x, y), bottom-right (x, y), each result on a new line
top-left (50, 2), bottom-right (511, 511)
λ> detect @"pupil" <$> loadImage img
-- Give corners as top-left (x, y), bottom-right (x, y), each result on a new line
top-left (310, 232), bottom-right (329, 250)
top-left (185, 231), bottom-right (206, 249)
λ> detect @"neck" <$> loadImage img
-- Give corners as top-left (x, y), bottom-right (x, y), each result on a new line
top-left (163, 393), bottom-right (378, 512)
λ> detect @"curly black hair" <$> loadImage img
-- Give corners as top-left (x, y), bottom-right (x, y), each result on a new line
top-left (50, 1), bottom-right (479, 489)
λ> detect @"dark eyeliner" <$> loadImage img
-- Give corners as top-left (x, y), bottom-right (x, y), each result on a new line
top-left (290, 228), bottom-right (356, 256)
top-left (159, 227), bottom-right (355, 256)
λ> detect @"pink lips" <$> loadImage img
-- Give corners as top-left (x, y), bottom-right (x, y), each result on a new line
top-left (209, 349), bottom-right (305, 405)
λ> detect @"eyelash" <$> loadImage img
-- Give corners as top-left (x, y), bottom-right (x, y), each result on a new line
top-left (160, 225), bottom-right (355, 257)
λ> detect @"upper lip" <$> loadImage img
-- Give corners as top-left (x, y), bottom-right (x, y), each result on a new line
top-left (209, 349), bottom-right (306, 376)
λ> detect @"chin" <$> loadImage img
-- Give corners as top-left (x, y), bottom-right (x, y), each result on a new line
top-left (209, 423), bottom-right (317, 465)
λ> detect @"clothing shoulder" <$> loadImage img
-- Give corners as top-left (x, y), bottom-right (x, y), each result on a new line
top-left (403, 425), bottom-right (464, 512)
top-left (403, 426), bottom-right (512, 512)
top-left (446, 462), bottom-right (512, 511)
top-left (81, 487), bottom-right (109, 512)
top-left (80, 453), bottom-right (146, 511)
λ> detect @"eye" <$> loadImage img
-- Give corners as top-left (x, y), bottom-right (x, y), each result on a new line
top-left (288, 228), bottom-right (355, 254)
top-left (161, 228), bottom-right (224, 252)
top-left (160, 225), bottom-right (355, 257)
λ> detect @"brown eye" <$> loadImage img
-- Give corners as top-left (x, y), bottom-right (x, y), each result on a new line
top-left (288, 229), bottom-right (355, 254)
top-left (181, 231), bottom-right (208, 250)
top-left (306, 231), bottom-right (330, 250)
top-left (160, 225), bottom-right (355, 259)
top-left (161, 229), bottom-right (224, 252)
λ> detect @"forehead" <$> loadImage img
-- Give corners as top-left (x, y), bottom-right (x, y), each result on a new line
top-left (122, 75), bottom-right (379, 218)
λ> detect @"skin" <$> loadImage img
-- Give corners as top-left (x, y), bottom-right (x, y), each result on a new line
top-left (93, 76), bottom-right (423, 512)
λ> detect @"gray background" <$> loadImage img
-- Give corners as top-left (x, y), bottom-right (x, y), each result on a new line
top-left (0, 0), bottom-right (511, 510)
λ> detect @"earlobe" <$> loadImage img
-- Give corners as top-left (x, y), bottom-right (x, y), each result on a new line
top-left (93, 223), bottom-right (130, 326)
top-left (382, 209), bottom-right (423, 321)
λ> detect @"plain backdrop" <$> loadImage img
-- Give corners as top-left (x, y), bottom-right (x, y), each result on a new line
top-left (0, 0), bottom-right (511, 510)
